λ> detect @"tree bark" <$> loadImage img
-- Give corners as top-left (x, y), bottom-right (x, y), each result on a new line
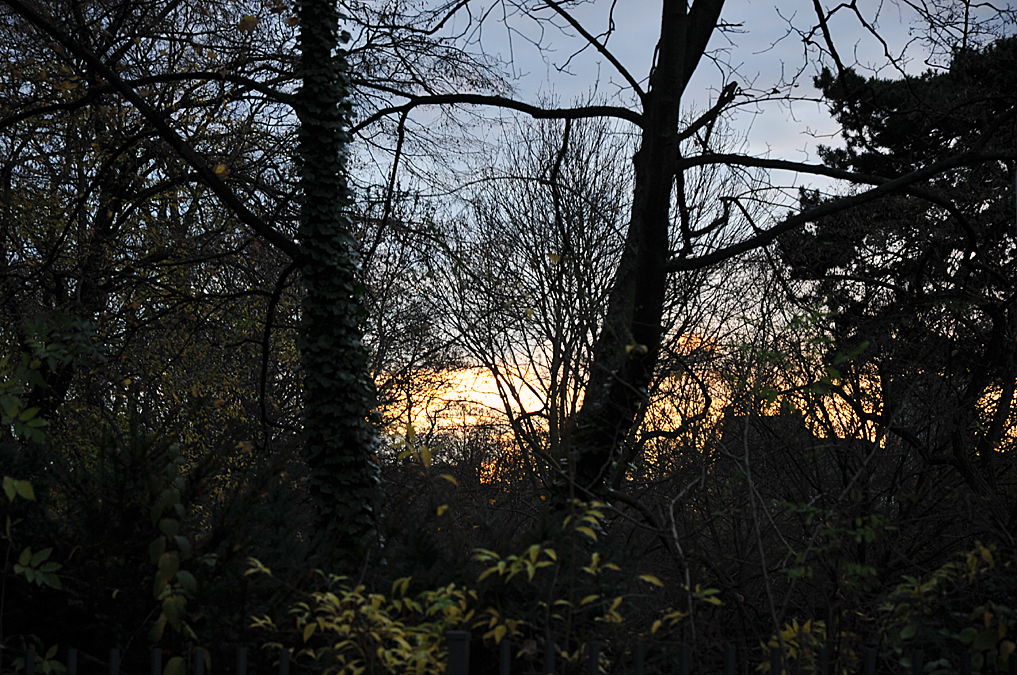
top-left (570, 0), bottom-right (724, 495)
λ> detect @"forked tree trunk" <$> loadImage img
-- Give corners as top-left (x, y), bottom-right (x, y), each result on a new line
top-left (570, 0), bottom-right (724, 495)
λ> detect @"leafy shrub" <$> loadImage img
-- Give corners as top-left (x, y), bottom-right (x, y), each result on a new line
top-left (880, 543), bottom-right (1017, 674)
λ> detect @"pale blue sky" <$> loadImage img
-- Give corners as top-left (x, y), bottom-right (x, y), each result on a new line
top-left (465, 0), bottom-right (994, 162)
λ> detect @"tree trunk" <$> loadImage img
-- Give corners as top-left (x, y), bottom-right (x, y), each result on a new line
top-left (295, 0), bottom-right (380, 565)
top-left (571, 0), bottom-right (724, 495)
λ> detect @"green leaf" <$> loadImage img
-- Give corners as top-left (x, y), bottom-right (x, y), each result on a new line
top-left (900, 623), bottom-right (917, 640)
top-left (15, 480), bottom-right (35, 501)
top-left (176, 570), bottom-right (197, 595)
top-left (159, 518), bottom-right (180, 537)
top-left (151, 502), bottom-right (164, 525)
top-left (974, 629), bottom-right (999, 651)
top-left (19, 547), bottom-right (32, 566)
top-left (150, 537), bottom-right (167, 564)
top-left (163, 595), bottom-right (187, 630)
top-left (158, 551), bottom-right (180, 580)
top-left (3, 476), bottom-right (16, 501)
top-left (163, 656), bottom-right (185, 675)
top-left (958, 627), bottom-right (978, 644)
top-left (31, 547), bottom-right (53, 566)
top-left (174, 536), bottom-right (192, 558)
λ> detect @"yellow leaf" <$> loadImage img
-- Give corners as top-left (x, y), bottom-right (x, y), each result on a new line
top-left (547, 253), bottom-right (560, 263)
top-left (1000, 641), bottom-right (1015, 662)
top-left (392, 577), bottom-right (411, 597)
top-left (981, 544), bottom-right (994, 567)
top-left (437, 504), bottom-right (448, 516)
top-left (575, 526), bottom-right (597, 541)
top-left (213, 164), bottom-right (229, 177)
top-left (238, 15), bottom-right (259, 32)
top-left (302, 620), bottom-right (317, 642)
top-left (639, 575), bottom-right (664, 587)
top-left (651, 619), bottom-right (662, 634)
top-left (580, 595), bottom-right (599, 606)
top-left (438, 474), bottom-right (459, 486)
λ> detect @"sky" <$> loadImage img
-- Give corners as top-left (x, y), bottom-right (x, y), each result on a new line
top-left (452, 0), bottom-right (1002, 171)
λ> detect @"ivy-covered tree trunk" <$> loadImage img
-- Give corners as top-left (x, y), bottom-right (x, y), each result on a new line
top-left (295, 0), bottom-right (380, 564)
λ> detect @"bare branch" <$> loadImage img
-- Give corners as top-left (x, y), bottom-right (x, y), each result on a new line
top-left (667, 149), bottom-right (1017, 272)
top-left (3, 0), bottom-right (301, 260)
top-left (349, 92), bottom-right (643, 134)
top-left (541, 0), bottom-right (646, 100)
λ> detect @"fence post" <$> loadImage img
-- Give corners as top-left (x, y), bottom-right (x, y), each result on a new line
top-left (110, 649), bottom-right (121, 675)
top-left (634, 642), bottom-right (645, 675)
top-left (447, 631), bottom-right (471, 675)
top-left (679, 644), bottom-right (690, 675)
top-left (912, 650), bottom-right (923, 675)
top-left (195, 649), bottom-right (205, 675)
top-left (724, 644), bottom-right (736, 675)
top-left (68, 648), bottom-right (78, 675)
top-left (863, 648), bottom-right (875, 675)
top-left (959, 651), bottom-right (971, 675)
top-left (499, 640), bottom-right (511, 675)
top-left (770, 646), bottom-right (781, 675)
top-left (545, 641), bottom-right (557, 675)
top-left (237, 647), bottom-right (248, 675)
top-left (818, 648), bottom-right (828, 675)
top-left (152, 648), bottom-right (162, 675)
top-left (278, 649), bottom-right (290, 675)
top-left (587, 642), bottom-right (600, 675)
top-left (26, 647), bottom-right (36, 675)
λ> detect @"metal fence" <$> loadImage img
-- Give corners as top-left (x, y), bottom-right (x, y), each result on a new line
top-left (13, 647), bottom-right (289, 675)
top-left (10, 637), bottom-right (1015, 675)
top-left (445, 633), bottom-right (1009, 675)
